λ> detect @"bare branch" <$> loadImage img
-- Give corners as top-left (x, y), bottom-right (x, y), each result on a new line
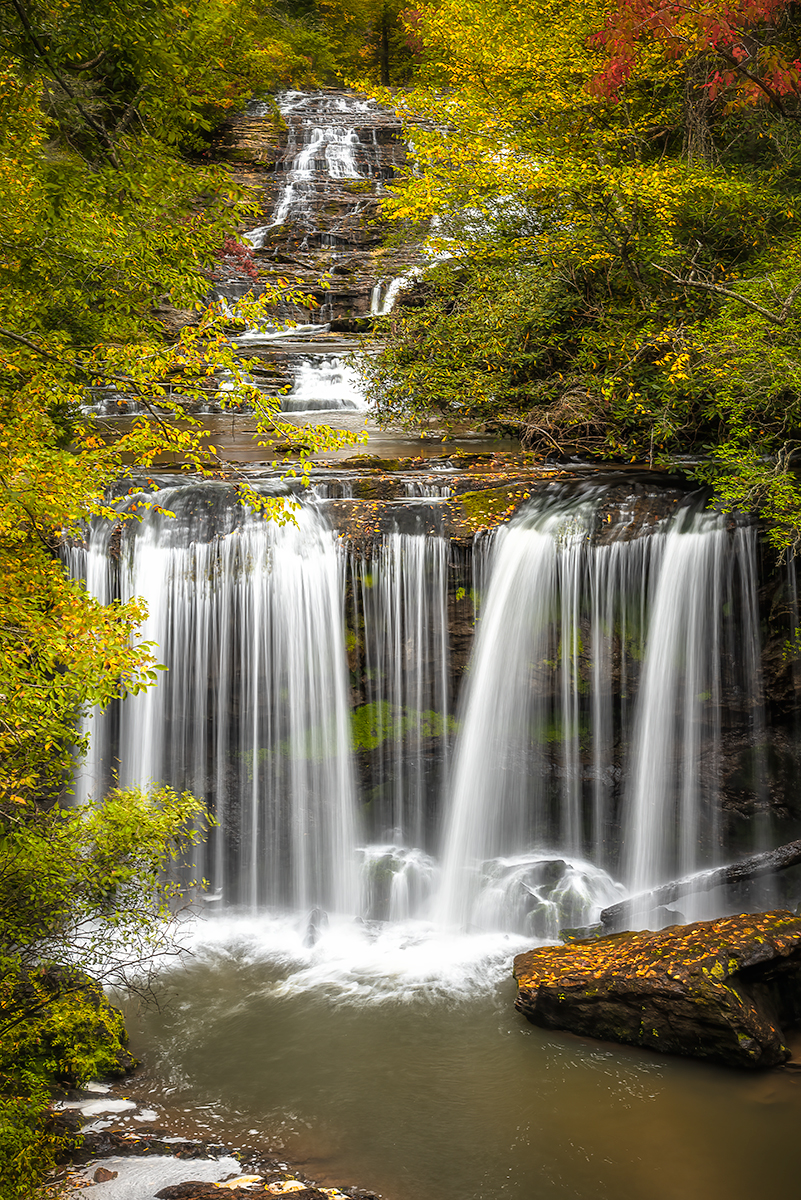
top-left (653, 264), bottom-right (801, 325)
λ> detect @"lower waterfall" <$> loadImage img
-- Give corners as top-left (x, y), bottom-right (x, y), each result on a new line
top-left (623, 516), bottom-right (765, 906)
top-left (71, 478), bottom-right (777, 933)
top-left (73, 485), bottom-right (359, 913)
top-left (436, 492), bottom-right (653, 930)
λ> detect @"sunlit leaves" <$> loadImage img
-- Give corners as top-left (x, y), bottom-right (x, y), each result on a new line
top-left (363, 0), bottom-right (801, 546)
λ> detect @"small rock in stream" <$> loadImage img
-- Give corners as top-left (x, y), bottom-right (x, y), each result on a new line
top-left (93, 1167), bottom-right (118, 1182)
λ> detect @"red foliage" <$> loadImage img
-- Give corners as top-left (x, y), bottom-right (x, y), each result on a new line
top-left (587, 0), bottom-right (801, 108)
top-left (402, 9), bottom-right (425, 55)
top-left (215, 234), bottom-right (260, 281)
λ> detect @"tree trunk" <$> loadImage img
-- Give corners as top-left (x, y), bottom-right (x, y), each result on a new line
top-left (380, 5), bottom-right (391, 86)
top-left (683, 56), bottom-right (718, 164)
top-left (600, 839), bottom-right (801, 930)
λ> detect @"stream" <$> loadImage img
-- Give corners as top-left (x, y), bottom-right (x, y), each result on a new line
top-left (117, 912), bottom-right (801, 1200)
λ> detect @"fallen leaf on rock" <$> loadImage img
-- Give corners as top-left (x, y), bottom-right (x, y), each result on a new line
top-left (216, 1180), bottom-right (264, 1191)
top-left (267, 1182), bottom-right (307, 1194)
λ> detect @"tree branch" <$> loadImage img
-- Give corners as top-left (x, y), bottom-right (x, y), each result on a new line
top-left (653, 264), bottom-right (801, 324)
top-left (8, 0), bottom-right (120, 167)
top-left (600, 837), bottom-right (801, 929)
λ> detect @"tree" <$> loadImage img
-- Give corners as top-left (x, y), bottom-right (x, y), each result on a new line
top-left (588, 0), bottom-right (801, 118)
top-left (0, 785), bottom-right (211, 1199)
top-left (363, 0), bottom-right (801, 550)
top-left (0, 0), bottom-right (362, 810)
top-left (317, 0), bottom-right (419, 84)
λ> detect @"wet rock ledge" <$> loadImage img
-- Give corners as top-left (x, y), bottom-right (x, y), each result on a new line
top-left (513, 911), bottom-right (801, 1068)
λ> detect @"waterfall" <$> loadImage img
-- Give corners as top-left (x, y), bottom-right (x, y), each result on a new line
top-left (623, 517), bottom-right (769, 920)
top-left (66, 531), bottom-right (116, 805)
top-left (369, 280), bottom-right (387, 315)
top-left (350, 532), bottom-right (451, 851)
top-left (72, 479), bottom-right (775, 934)
top-left (82, 484), bottom-right (360, 913)
top-left (75, 484), bottom-right (457, 916)
top-left (244, 91), bottom-right (396, 250)
top-left (623, 512), bottom-right (727, 899)
top-left (436, 491), bottom-right (768, 931)
top-left (377, 272), bottom-right (416, 313)
top-left (436, 493), bottom-right (654, 928)
top-left (285, 355), bottom-right (367, 411)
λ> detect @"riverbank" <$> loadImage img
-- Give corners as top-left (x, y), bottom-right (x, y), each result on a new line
top-left (56, 1076), bottom-right (379, 1200)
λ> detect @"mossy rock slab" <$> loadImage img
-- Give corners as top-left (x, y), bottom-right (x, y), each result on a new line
top-left (513, 911), bottom-right (801, 1068)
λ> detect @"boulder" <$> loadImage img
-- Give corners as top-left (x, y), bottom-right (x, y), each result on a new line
top-left (513, 910), bottom-right (801, 1068)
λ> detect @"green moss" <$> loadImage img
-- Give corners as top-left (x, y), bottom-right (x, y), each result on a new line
top-left (532, 713), bottom-right (591, 747)
top-left (2, 967), bottom-right (136, 1090)
top-left (34, 977), bottom-right (134, 1087)
top-left (0, 1078), bottom-right (73, 1200)
top-left (0, 967), bottom-right (136, 1200)
top-left (458, 486), bottom-right (520, 530)
top-left (239, 702), bottom-right (458, 773)
top-left (352, 701), bottom-right (458, 752)
top-left (344, 454), bottom-right (405, 471)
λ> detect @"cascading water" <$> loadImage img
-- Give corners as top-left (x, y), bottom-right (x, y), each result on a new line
top-left (244, 91), bottom-right (400, 250)
top-left (350, 532), bottom-right (451, 852)
top-left (73, 479), bottom-right (775, 936)
top-left (624, 511), bottom-right (727, 900)
top-left (79, 485), bottom-right (360, 913)
top-left (436, 489), bottom-right (769, 932)
top-left (436, 492), bottom-right (656, 930)
top-left (284, 355), bottom-right (367, 411)
top-left (98, 477), bottom-right (801, 1200)
top-left (624, 516), bottom-right (771, 921)
top-left (65, 533), bottom-right (116, 806)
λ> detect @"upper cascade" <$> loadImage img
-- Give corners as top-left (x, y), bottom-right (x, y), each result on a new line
top-left (213, 89), bottom-right (420, 325)
top-left (245, 91), bottom-right (405, 251)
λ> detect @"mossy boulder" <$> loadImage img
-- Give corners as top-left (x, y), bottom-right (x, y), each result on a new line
top-left (513, 911), bottom-right (801, 1068)
top-left (7, 965), bottom-right (137, 1087)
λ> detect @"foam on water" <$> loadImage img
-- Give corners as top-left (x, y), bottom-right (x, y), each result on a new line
top-left (69, 1155), bottom-right (242, 1200)
top-left (178, 911), bottom-right (532, 1006)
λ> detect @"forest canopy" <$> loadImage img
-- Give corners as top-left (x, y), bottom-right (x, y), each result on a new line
top-left (362, 0), bottom-right (801, 551)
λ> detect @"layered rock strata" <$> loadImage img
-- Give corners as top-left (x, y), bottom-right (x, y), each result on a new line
top-left (213, 90), bottom-right (421, 321)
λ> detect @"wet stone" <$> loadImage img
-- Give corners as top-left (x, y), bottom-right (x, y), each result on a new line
top-left (514, 910), bottom-right (801, 1068)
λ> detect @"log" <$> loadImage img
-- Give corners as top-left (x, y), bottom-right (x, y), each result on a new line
top-left (599, 838), bottom-right (801, 930)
